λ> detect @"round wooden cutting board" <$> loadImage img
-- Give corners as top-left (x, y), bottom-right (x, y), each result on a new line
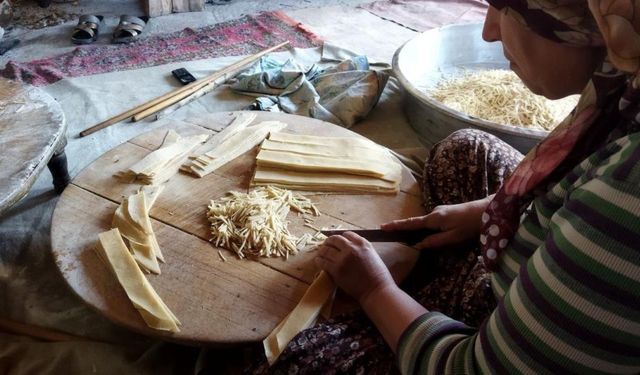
top-left (51, 111), bottom-right (425, 345)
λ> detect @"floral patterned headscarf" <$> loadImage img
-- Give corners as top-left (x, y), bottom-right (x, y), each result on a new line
top-left (480, 0), bottom-right (640, 270)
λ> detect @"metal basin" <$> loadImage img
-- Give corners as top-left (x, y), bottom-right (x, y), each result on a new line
top-left (392, 22), bottom-right (549, 153)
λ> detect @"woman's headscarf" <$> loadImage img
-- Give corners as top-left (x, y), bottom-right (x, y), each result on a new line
top-left (480, 0), bottom-right (640, 270)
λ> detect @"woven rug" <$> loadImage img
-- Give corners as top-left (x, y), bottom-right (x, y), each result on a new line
top-left (0, 11), bottom-right (323, 86)
top-left (358, 0), bottom-right (487, 32)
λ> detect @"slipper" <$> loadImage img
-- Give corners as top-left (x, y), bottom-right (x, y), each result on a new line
top-left (71, 15), bottom-right (103, 45)
top-left (0, 38), bottom-right (19, 56)
top-left (112, 15), bottom-right (149, 44)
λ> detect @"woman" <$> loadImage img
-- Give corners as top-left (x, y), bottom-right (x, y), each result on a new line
top-left (250, 0), bottom-right (640, 373)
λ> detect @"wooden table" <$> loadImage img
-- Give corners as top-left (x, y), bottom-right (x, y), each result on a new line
top-left (0, 78), bottom-right (69, 215)
top-left (51, 111), bottom-right (425, 345)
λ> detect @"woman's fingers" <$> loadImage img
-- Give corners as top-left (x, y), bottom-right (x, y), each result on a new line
top-left (317, 232), bottom-right (367, 273)
top-left (316, 235), bottom-right (349, 268)
top-left (314, 254), bottom-right (329, 269)
top-left (381, 210), bottom-right (446, 231)
top-left (341, 231), bottom-right (366, 244)
top-left (315, 244), bottom-right (339, 271)
top-left (381, 215), bottom-right (429, 230)
top-left (324, 233), bottom-right (353, 250)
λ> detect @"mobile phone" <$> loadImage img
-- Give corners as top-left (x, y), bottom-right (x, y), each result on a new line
top-left (171, 68), bottom-right (197, 85)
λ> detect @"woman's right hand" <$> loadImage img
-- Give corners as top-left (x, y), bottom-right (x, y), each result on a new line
top-left (381, 195), bottom-right (493, 250)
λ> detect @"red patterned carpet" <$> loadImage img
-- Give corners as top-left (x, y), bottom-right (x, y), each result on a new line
top-left (1, 11), bottom-right (323, 86)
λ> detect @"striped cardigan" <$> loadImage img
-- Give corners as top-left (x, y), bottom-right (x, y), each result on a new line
top-left (397, 133), bottom-right (640, 374)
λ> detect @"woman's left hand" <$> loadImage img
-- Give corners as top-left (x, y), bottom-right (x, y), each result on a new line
top-left (314, 231), bottom-right (396, 305)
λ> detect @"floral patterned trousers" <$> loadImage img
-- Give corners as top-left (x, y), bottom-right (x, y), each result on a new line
top-left (246, 129), bottom-right (523, 375)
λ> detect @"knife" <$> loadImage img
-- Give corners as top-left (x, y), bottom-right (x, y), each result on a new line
top-left (320, 228), bottom-right (436, 245)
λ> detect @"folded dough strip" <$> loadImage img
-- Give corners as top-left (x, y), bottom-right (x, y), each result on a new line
top-left (263, 271), bottom-right (335, 365)
top-left (112, 190), bottom-right (165, 272)
top-left (113, 199), bottom-right (162, 274)
top-left (96, 229), bottom-right (180, 332)
top-left (139, 185), bottom-right (166, 262)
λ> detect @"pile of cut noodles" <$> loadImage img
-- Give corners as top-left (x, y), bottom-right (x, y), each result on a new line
top-left (430, 69), bottom-right (579, 131)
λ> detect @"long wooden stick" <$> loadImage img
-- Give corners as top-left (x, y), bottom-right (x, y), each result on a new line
top-left (79, 41), bottom-right (290, 137)
top-left (154, 80), bottom-right (216, 120)
top-left (132, 39), bottom-right (290, 122)
top-left (133, 73), bottom-right (223, 121)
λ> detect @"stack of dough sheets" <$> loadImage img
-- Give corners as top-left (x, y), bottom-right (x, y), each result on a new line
top-left (180, 112), bottom-right (255, 176)
top-left (115, 130), bottom-right (209, 185)
top-left (182, 119), bottom-right (287, 178)
top-left (96, 228), bottom-right (180, 332)
top-left (252, 132), bottom-right (402, 194)
top-left (111, 187), bottom-right (165, 274)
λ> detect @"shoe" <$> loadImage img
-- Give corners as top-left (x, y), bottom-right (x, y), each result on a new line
top-left (71, 15), bottom-right (103, 45)
top-left (112, 15), bottom-right (149, 44)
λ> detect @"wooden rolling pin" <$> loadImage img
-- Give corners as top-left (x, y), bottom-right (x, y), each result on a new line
top-left (79, 41), bottom-right (290, 137)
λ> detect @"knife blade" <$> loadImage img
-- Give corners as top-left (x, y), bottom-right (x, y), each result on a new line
top-left (320, 228), bottom-right (436, 245)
